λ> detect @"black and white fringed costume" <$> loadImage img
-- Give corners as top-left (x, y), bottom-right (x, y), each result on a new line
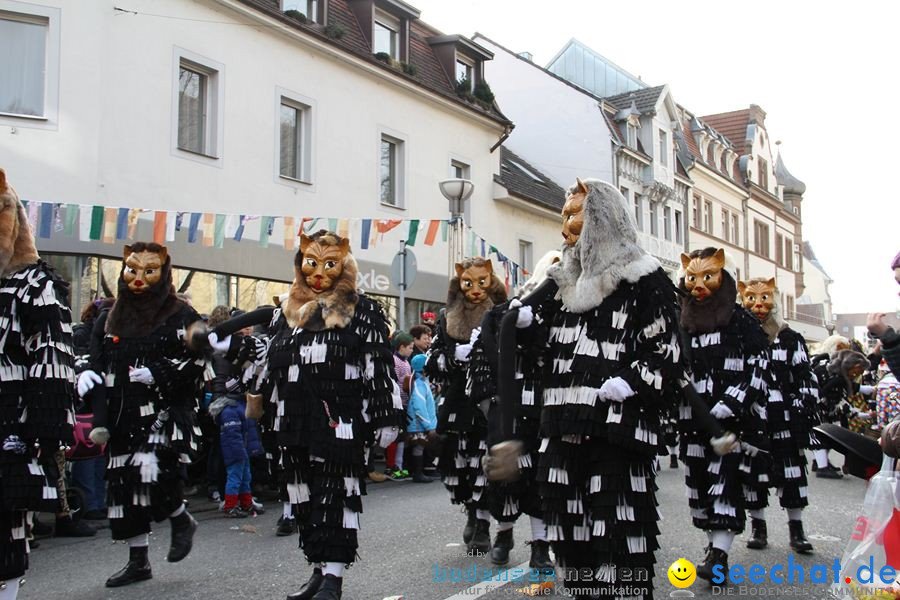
top-left (254, 259), bottom-right (402, 570)
top-left (524, 180), bottom-right (683, 599)
top-left (0, 173), bottom-right (75, 592)
top-left (677, 252), bottom-right (772, 577)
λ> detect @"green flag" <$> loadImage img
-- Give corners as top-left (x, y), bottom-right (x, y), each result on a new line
top-left (214, 214), bottom-right (226, 248)
top-left (64, 204), bottom-right (78, 235)
top-left (89, 206), bottom-right (104, 240)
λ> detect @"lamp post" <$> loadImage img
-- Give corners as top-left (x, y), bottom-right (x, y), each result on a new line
top-left (438, 178), bottom-right (475, 276)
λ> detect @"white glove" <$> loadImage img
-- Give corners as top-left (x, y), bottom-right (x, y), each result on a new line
top-left (860, 385), bottom-right (875, 396)
top-left (208, 332), bottom-right (232, 353)
top-left (375, 426), bottom-right (399, 448)
top-left (77, 370), bottom-right (103, 397)
top-left (709, 402), bottom-right (734, 419)
top-left (89, 427), bottom-right (110, 445)
top-left (516, 305), bottom-right (534, 329)
top-left (129, 367), bottom-right (155, 386)
top-left (469, 327), bottom-right (482, 345)
top-left (2, 435), bottom-right (27, 455)
top-left (598, 376), bottom-right (634, 402)
top-left (710, 432), bottom-right (739, 456)
top-left (454, 344), bottom-right (473, 362)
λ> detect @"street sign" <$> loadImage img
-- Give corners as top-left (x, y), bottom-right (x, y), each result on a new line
top-left (390, 246), bottom-right (417, 291)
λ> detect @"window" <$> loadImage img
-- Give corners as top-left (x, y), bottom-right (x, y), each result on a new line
top-left (674, 210), bottom-right (683, 244)
top-left (518, 240), bottom-right (533, 273)
top-left (775, 233), bottom-right (784, 265)
top-left (379, 132), bottom-right (405, 207)
top-left (785, 237), bottom-right (794, 270)
top-left (758, 157), bottom-right (769, 188)
top-left (704, 200), bottom-right (713, 233)
top-left (626, 123), bottom-right (637, 148)
top-left (278, 95), bottom-right (313, 183)
top-left (633, 194), bottom-right (643, 231)
top-left (649, 202), bottom-right (659, 236)
top-left (721, 209), bottom-right (729, 242)
top-left (663, 206), bottom-right (672, 241)
top-left (281, 0), bottom-right (320, 22)
top-left (620, 187), bottom-right (630, 200)
top-left (754, 220), bottom-right (770, 257)
top-left (658, 129), bottom-right (668, 166)
top-left (450, 159), bottom-right (470, 180)
top-left (0, 5), bottom-right (59, 127)
top-left (692, 195), bottom-right (702, 227)
top-left (456, 57), bottom-right (473, 90)
top-left (731, 214), bottom-right (740, 246)
top-left (786, 295), bottom-right (795, 319)
top-left (374, 11), bottom-right (399, 58)
top-left (174, 51), bottom-right (223, 160)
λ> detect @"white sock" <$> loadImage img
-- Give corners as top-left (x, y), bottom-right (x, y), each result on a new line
top-left (711, 530), bottom-right (735, 552)
top-left (749, 509), bottom-right (765, 520)
top-left (169, 504), bottom-right (185, 518)
top-left (530, 516), bottom-right (547, 541)
top-left (787, 508), bottom-right (803, 521)
top-left (0, 578), bottom-right (20, 600)
top-left (496, 520), bottom-right (515, 532)
top-left (128, 533), bottom-right (149, 548)
top-left (283, 502), bottom-right (293, 520)
top-left (476, 509), bottom-right (491, 521)
top-left (814, 449), bottom-right (829, 469)
top-left (323, 562), bottom-right (344, 578)
top-left (395, 442), bottom-right (405, 470)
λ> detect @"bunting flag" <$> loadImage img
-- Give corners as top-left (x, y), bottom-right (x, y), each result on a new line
top-left (424, 219), bottom-right (440, 246)
top-left (152, 211), bottom-right (167, 244)
top-left (480, 238), bottom-right (486, 258)
top-left (259, 216), bottom-right (273, 248)
top-left (27, 202), bottom-right (39, 231)
top-left (37, 203), bottom-right (53, 239)
top-left (214, 214), bottom-right (226, 248)
top-left (188, 212), bottom-right (202, 243)
top-left (327, 218), bottom-right (337, 233)
top-left (233, 215), bottom-right (246, 242)
top-left (53, 204), bottom-right (64, 233)
top-left (202, 213), bottom-right (215, 247)
top-left (127, 209), bottom-right (141, 239)
top-left (101, 207), bottom-right (117, 244)
top-left (406, 219), bottom-right (420, 246)
top-left (64, 204), bottom-right (78, 236)
top-left (283, 216), bottom-right (295, 250)
top-left (78, 206), bottom-right (92, 241)
top-left (376, 219), bottom-right (403, 234)
top-left (337, 218), bottom-right (349, 239)
top-left (115, 208), bottom-right (129, 240)
top-left (89, 206), bottom-right (104, 241)
top-left (359, 219), bottom-right (372, 250)
top-left (440, 219), bottom-right (448, 242)
top-left (175, 212), bottom-right (185, 232)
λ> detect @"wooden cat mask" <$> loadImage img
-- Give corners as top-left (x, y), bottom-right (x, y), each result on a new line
top-left (300, 233), bottom-right (350, 293)
top-left (455, 259), bottom-right (494, 304)
top-left (680, 248), bottom-right (725, 303)
top-left (123, 244), bottom-right (167, 295)
top-left (738, 277), bottom-right (777, 321)
top-left (561, 178), bottom-right (588, 247)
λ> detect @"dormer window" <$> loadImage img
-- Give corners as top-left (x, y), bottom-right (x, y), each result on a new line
top-left (456, 57), bottom-right (474, 89)
top-left (281, 0), bottom-right (323, 25)
top-left (626, 123), bottom-right (637, 148)
top-left (427, 34), bottom-right (493, 94)
top-left (374, 10), bottom-right (400, 59)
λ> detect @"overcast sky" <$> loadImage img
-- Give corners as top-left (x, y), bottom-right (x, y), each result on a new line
top-left (413, 0), bottom-right (899, 315)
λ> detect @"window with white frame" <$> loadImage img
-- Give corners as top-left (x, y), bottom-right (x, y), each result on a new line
top-left (281, 0), bottom-right (319, 22)
top-left (626, 123), bottom-right (637, 148)
top-left (0, 5), bottom-right (60, 125)
top-left (373, 11), bottom-right (399, 58)
top-left (279, 96), bottom-right (312, 182)
top-left (450, 159), bottom-right (470, 180)
top-left (732, 214), bottom-right (740, 246)
top-left (658, 129), bottom-right (668, 166)
top-left (455, 57), bottom-right (474, 89)
top-left (703, 200), bottom-right (713, 233)
top-left (663, 206), bottom-right (672, 241)
top-left (518, 239), bottom-right (533, 273)
top-left (649, 202), bottom-right (659, 236)
top-left (175, 53), bottom-right (222, 159)
top-left (674, 209), bottom-right (683, 244)
top-left (379, 133), bottom-right (404, 207)
top-left (721, 208), bottom-right (730, 242)
top-left (633, 194), bottom-right (643, 231)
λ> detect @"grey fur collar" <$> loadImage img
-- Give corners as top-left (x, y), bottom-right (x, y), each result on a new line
top-left (547, 179), bottom-right (660, 312)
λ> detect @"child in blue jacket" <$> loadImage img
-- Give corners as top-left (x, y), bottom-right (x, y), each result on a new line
top-left (407, 354), bottom-right (437, 483)
top-left (209, 395), bottom-right (264, 517)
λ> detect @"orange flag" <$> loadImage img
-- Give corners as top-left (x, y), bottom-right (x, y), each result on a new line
top-left (424, 220), bottom-right (440, 246)
top-left (152, 212), bottom-right (167, 245)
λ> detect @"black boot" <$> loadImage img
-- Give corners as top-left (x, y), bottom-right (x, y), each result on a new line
top-left (528, 539), bottom-right (554, 572)
top-left (287, 568), bottom-right (324, 600)
top-left (462, 506), bottom-right (477, 545)
top-left (106, 545), bottom-right (152, 587)
top-left (468, 518), bottom-right (491, 554)
top-left (310, 573), bottom-right (342, 600)
top-left (789, 520), bottom-right (813, 553)
top-left (669, 454), bottom-right (678, 469)
top-left (166, 508), bottom-right (198, 563)
top-left (411, 455), bottom-right (433, 483)
top-left (746, 518), bottom-right (768, 549)
top-left (816, 464), bottom-right (843, 479)
top-left (696, 546), bottom-right (728, 583)
top-left (490, 527), bottom-right (514, 565)
top-left (55, 515), bottom-right (97, 537)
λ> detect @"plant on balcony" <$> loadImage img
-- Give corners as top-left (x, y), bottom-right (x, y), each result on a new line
top-left (473, 80), bottom-right (495, 107)
top-left (455, 77), bottom-right (472, 97)
top-left (284, 9), bottom-right (307, 23)
top-left (400, 61), bottom-right (417, 76)
top-left (324, 23), bottom-right (345, 39)
top-left (374, 52), bottom-right (392, 64)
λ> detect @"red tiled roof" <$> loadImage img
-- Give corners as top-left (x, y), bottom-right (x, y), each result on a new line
top-left (680, 115), bottom-right (744, 184)
top-left (681, 117), bottom-right (701, 159)
top-left (237, 0), bottom-right (510, 125)
top-left (700, 109), bottom-right (751, 150)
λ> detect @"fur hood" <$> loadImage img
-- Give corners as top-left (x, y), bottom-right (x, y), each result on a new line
top-left (517, 250), bottom-right (561, 297)
top-left (208, 395), bottom-right (239, 420)
top-left (679, 270), bottom-right (739, 335)
top-left (444, 260), bottom-right (506, 342)
top-left (0, 169), bottom-right (40, 278)
top-left (281, 230), bottom-right (359, 331)
top-left (814, 334), bottom-right (851, 358)
top-left (547, 179), bottom-right (660, 312)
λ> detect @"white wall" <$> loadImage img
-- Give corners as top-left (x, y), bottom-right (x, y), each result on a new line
top-left (475, 35), bottom-right (615, 188)
top-left (0, 0), bottom-right (552, 304)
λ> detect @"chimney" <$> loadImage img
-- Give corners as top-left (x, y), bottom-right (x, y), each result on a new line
top-left (748, 104), bottom-right (767, 126)
top-left (517, 51), bottom-right (533, 62)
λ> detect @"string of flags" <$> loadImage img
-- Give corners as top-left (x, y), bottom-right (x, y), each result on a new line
top-left (22, 199), bottom-right (527, 289)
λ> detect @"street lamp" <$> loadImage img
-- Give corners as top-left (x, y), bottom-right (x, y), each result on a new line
top-left (439, 178), bottom-right (475, 273)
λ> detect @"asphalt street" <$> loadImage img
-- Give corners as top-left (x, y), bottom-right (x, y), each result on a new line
top-left (22, 453), bottom-right (865, 600)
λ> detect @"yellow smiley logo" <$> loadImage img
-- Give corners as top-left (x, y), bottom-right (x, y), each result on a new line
top-left (668, 558), bottom-right (696, 588)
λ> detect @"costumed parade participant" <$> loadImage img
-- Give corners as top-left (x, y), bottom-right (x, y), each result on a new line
top-left (677, 248), bottom-right (772, 580)
top-left (0, 170), bottom-right (75, 600)
top-left (824, 349), bottom-right (873, 434)
top-left (466, 251), bottom-right (560, 574)
top-left (809, 335), bottom-right (852, 478)
top-left (78, 242), bottom-right (208, 587)
top-left (425, 257), bottom-right (507, 554)
top-left (253, 231), bottom-right (403, 600)
top-left (738, 277), bottom-right (817, 553)
top-left (496, 178), bottom-right (685, 599)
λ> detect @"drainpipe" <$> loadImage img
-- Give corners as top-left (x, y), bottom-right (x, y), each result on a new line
top-left (490, 123), bottom-right (514, 153)
top-left (742, 195), bottom-right (750, 276)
